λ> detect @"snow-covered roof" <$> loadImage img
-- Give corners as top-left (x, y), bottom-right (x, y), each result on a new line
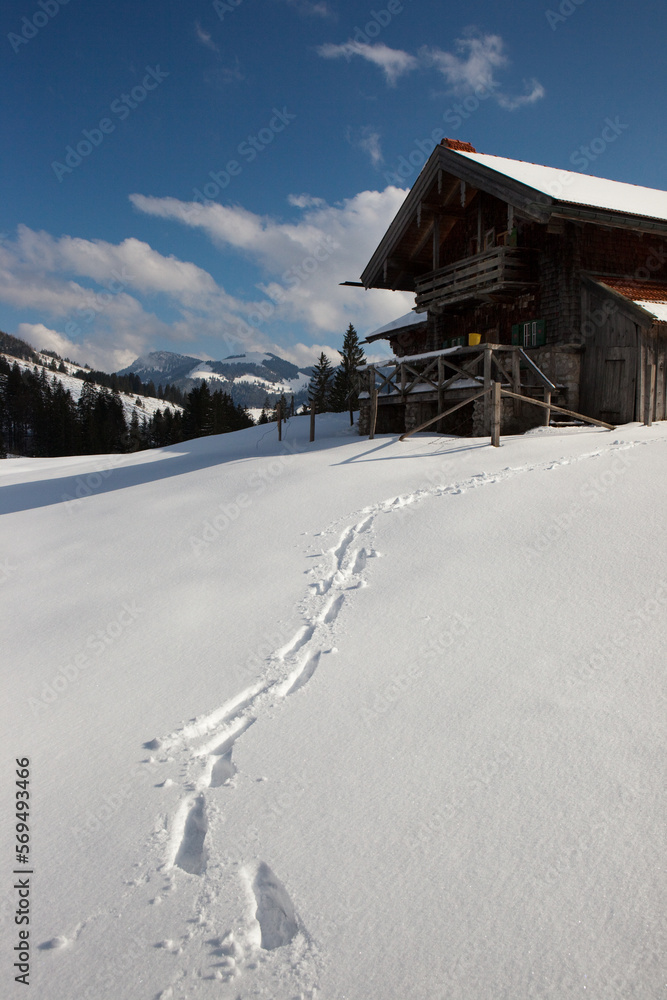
top-left (365, 310), bottom-right (426, 342)
top-left (457, 150), bottom-right (667, 223)
top-left (634, 300), bottom-right (667, 322)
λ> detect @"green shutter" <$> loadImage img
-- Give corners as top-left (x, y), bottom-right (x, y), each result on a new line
top-left (536, 319), bottom-right (546, 346)
top-left (511, 324), bottom-right (519, 345)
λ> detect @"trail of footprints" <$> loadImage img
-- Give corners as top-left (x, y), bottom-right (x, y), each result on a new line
top-left (144, 508), bottom-right (378, 989)
top-left (144, 438), bottom-right (644, 990)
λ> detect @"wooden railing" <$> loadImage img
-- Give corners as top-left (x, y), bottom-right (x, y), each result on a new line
top-left (360, 344), bottom-right (555, 439)
top-left (415, 246), bottom-right (535, 309)
top-left (359, 345), bottom-right (613, 441)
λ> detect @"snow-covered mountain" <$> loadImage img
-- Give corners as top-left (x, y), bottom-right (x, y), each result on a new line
top-left (119, 350), bottom-right (313, 409)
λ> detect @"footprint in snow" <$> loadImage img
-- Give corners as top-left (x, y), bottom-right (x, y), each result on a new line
top-left (174, 794), bottom-right (208, 875)
top-left (252, 862), bottom-right (299, 950)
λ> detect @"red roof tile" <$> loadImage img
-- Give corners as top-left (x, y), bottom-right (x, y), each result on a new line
top-left (441, 138), bottom-right (477, 153)
top-left (597, 277), bottom-right (667, 302)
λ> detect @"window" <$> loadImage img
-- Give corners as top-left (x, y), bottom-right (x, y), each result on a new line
top-left (511, 319), bottom-right (546, 347)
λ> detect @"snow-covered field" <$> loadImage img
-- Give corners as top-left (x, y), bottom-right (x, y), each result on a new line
top-left (1, 414), bottom-right (665, 999)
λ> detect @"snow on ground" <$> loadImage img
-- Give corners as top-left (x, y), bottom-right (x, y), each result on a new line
top-left (1, 414), bottom-right (666, 999)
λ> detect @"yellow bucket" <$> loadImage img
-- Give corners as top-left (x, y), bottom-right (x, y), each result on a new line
top-left (468, 333), bottom-right (481, 346)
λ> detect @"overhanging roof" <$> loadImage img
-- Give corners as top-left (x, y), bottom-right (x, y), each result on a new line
top-left (361, 144), bottom-right (667, 291)
top-left (365, 310), bottom-right (426, 343)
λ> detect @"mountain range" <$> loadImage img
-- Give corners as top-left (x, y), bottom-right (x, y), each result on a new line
top-left (119, 351), bottom-right (314, 410)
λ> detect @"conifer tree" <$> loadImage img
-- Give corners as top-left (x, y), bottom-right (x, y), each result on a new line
top-left (330, 324), bottom-right (366, 415)
top-left (308, 352), bottom-right (335, 413)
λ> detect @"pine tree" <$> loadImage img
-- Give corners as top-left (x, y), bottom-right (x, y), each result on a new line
top-left (330, 324), bottom-right (366, 415)
top-left (308, 352), bottom-right (335, 413)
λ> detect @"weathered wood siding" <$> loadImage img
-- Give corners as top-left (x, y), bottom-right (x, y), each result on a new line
top-left (578, 282), bottom-right (646, 423)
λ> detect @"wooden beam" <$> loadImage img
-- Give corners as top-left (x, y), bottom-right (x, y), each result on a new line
top-left (369, 386), bottom-right (378, 440)
top-left (543, 388), bottom-right (552, 427)
top-left (499, 388), bottom-right (615, 429)
top-left (491, 381), bottom-right (501, 447)
top-left (645, 363), bottom-right (656, 426)
top-left (437, 355), bottom-right (444, 433)
top-left (518, 349), bottom-right (556, 391)
top-left (399, 388), bottom-right (490, 441)
top-left (511, 350), bottom-right (521, 417)
top-left (483, 347), bottom-right (492, 435)
top-left (491, 352), bottom-right (513, 386)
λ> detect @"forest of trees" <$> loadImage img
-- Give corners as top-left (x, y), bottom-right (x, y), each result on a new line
top-left (0, 323), bottom-right (368, 458)
top-left (0, 358), bottom-right (253, 458)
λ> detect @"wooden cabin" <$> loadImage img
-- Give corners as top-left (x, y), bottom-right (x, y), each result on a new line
top-left (357, 139), bottom-right (667, 436)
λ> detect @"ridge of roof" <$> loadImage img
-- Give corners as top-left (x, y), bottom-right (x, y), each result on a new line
top-left (455, 150), bottom-right (667, 223)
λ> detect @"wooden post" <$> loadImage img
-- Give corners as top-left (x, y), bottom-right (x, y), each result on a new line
top-left (483, 347), bottom-right (492, 434)
top-left (543, 388), bottom-right (552, 427)
top-left (369, 386), bottom-right (378, 440)
top-left (349, 396), bottom-right (354, 426)
top-left (437, 355), bottom-right (444, 433)
top-left (645, 363), bottom-right (656, 426)
top-left (511, 349), bottom-right (521, 418)
top-left (309, 405), bottom-right (315, 442)
top-left (491, 380), bottom-right (501, 447)
top-left (277, 401), bottom-right (282, 441)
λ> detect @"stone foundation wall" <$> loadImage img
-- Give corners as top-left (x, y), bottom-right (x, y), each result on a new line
top-left (358, 398), bottom-right (370, 435)
top-left (528, 344), bottom-right (582, 412)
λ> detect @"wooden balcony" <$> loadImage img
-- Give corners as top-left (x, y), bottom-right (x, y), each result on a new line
top-left (415, 246), bottom-right (536, 309)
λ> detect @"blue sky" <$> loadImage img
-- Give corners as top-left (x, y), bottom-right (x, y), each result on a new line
top-left (1, 0), bottom-right (666, 370)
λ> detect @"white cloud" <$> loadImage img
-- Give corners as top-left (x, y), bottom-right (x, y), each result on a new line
top-left (16, 323), bottom-right (142, 372)
top-left (285, 0), bottom-right (333, 18)
top-left (495, 80), bottom-right (545, 110)
top-left (317, 31), bottom-right (544, 109)
top-left (422, 34), bottom-right (507, 94)
top-left (0, 184), bottom-right (416, 372)
top-left (129, 186), bottom-right (415, 339)
top-left (287, 194), bottom-right (326, 209)
top-left (195, 21), bottom-right (219, 52)
top-left (422, 32), bottom-right (545, 109)
top-left (317, 41), bottom-right (419, 86)
top-left (347, 126), bottom-right (384, 167)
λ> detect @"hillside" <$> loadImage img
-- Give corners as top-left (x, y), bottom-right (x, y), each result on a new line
top-left (1, 415), bottom-right (665, 1000)
top-left (0, 335), bottom-right (183, 427)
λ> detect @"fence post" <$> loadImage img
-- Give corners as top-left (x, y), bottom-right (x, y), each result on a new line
top-left (645, 364), bottom-right (656, 426)
top-left (277, 401), bottom-right (282, 441)
top-left (491, 380), bottom-right (501, 447)
top-left (309, 405), bottom-right (315, 442)
top-left (437, 355), bottom-right (444, 433)
top-left (483, 348), bottom-right (492, 434)
top-left (369, 386), bottom-right (378, 440)
top-left (511, 348), bottom-right (521, 418)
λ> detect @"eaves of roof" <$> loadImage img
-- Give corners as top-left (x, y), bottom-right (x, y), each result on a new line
top-left (361, 145), bottom-right (667, 290)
